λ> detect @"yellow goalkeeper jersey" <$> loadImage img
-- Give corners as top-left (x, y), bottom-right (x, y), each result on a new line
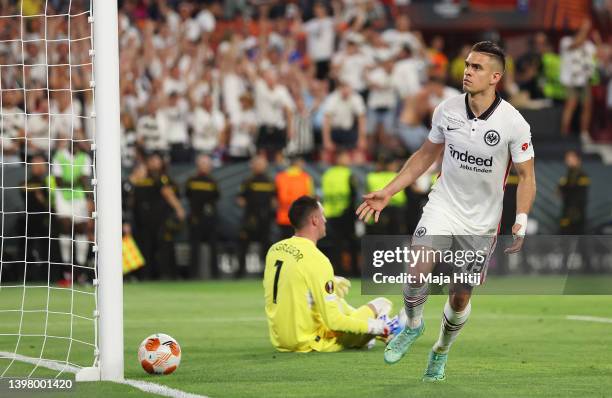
top-left (263, 236), bottom-right (369, 352)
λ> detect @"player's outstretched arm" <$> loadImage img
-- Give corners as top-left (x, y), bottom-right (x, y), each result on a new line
top-left (307, 260), bottom-right (386, 335)
top-left (356, 139), bottom-right (444, 223)
top-left (505, 158), bottom-right (536, 254)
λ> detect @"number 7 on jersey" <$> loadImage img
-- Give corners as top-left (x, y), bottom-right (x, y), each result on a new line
top-left (272, 260), bottom-right (283, 304)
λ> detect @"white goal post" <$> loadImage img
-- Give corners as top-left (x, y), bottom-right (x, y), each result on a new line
top-left (77, 0), bottom-right (124, 382)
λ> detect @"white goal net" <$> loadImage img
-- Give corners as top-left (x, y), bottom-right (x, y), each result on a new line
top-left (0, 0), bottom-right (123, 381)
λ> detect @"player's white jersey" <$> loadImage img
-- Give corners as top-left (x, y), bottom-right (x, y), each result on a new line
top-left (425, 93), bottom-right (534, 235)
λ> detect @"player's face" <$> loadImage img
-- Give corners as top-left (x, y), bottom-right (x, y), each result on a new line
top-left (463, 52), bottom-right (502, 94)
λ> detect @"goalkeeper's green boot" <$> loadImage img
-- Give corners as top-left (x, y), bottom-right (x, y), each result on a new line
top-left (383, 321), bottom-right (424, 365)
top-left (422, 350), bottom-right (448, 382)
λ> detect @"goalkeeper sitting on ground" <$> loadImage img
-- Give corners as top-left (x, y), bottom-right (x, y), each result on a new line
top-left (263, 195), bottom-right (404, 352)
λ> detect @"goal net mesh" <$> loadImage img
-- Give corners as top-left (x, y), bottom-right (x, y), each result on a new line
top-left (0, 0), bottom-right (99, 378)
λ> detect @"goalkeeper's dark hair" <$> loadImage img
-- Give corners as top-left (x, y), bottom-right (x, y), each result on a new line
top-left (471, 41), bottom-right (506, 72)
top-left (289, 196), bottom-right (320, 229)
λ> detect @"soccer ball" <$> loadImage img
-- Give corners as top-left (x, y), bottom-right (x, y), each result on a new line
top-left (138, 333), bottom-right (181, 375)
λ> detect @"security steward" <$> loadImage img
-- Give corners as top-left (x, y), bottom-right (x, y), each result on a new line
top-left (185, 154), bottom-right (220, 278)
top-left (558, 150), bottom-right (589, 235)
top-left (236, 155), bottom-right (276, 277)
top-left (132, 153), bottom-right (185, 280)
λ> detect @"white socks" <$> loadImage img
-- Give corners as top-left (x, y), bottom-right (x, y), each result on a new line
top-left (75, 234), bottom-right (89, 266)
top-left (433, 299), bottom-right (472, 354)
top-left (403, 283), bottom-right (429, 329)
top-left (59, 235), bottom-right (71, 264)
top-left (59, 234), bottom-right (89, 266)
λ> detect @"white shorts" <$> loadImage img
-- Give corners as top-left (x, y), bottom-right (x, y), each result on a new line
top-left (55, 192), bottom-right (89, 221)
top-left (412, 204), bottom-right (497, 285)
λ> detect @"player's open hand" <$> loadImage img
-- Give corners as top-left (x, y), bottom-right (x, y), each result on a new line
top-left (504, 223), bottom-right (525, 254)
top-left (356, 190), bottom-right (390, 223)
top-left (334, 276), bottom-right (351, 298)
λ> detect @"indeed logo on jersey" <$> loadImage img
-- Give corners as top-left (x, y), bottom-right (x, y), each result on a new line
top-left (448, 144), bottom-right (493, 173)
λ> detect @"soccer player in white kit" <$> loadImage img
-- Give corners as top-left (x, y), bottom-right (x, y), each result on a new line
top-left (356, 41), bottom-right (536, 381)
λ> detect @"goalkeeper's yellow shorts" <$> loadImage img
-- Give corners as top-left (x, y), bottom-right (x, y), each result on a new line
top-left (310, 299), bottom-right (376, 353)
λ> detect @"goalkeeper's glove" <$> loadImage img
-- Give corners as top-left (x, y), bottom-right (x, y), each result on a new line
top-left (334, 276), bottom-right (351, 299)
top-left (379, 314), bottom-right (403, 336)
top-left (367, 318), bottom-right (390, 336)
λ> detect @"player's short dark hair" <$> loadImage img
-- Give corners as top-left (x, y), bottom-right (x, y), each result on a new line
top-left (471, 41), bottom-right (506, 72)
top-left (288, 196), bottom-right (320, 229)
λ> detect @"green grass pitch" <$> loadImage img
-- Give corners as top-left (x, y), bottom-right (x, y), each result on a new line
top-left (1, 279), bottom-right (611, 397)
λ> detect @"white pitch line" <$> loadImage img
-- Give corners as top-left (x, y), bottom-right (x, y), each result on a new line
top-left (0, 351), bottom-right (209, 398)
top-left (566, 315), bottom-right (612, 324)
top-left (117, 379), bottom-right (208, 398)
top-left (0, 351), bottom-right (80, 374)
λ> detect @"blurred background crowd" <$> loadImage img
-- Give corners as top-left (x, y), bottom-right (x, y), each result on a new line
top-left (1, 0), bottom-right (611, 282)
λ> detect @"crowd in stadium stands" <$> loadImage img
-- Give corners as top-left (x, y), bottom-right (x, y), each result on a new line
top-left (1, 0), bottom-right (610, 280)
top-left (1, 1), bottom-right (609, 165)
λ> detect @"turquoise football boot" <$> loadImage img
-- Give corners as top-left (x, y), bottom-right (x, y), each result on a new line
top-left (422, 350), bottom-right (448, 382)
top-left (383, 321), bottom-right (424, 365)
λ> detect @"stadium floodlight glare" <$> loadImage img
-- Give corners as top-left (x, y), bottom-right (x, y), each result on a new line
top-left (0, 0), bottom-right (123, 382)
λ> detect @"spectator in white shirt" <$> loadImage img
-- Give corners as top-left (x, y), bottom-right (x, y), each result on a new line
top-left (331, 34), bottom-right (373, 97)
top-left (158, 92), bottom-right (191, 163)
top-left (163, 64), bottom-right (188, 97)
top-left (178, 2), bottom-right (201, 42)
top-left (222, 64), bottom-right (247, 121)
top-left (366, 54), bottom-right (397, 145)
top-left (228, 93), bottom-right (258, 162)
top-left (196, 3), bottom-right (216, 37)
top-left (363, 29), bottom-right (395, 66)
top-left (25, 96), bottom-right (51, 158)
top-left (1, 91), bottom-right (25, 163)
top-left (121, 79), bottom-right (143, 122)
top-left (382, 15), bottom-right (421, 58)
top-left (300, 2), bottom-right (337, 80)
top-left (136, 100), bottom-right (168, 157)
top-left (50, 92), bottom-right (84, 141)
top-left (322, 80), bottom-right (367, 163)
top-left (254, 70), bottom-right (295, 162)
top-left (559, 18), bottom-right (598, 143)
top-left (191, 94), bottom-right (226, 156)
top-left (392, 45), bottom-right (423, 99)
top-left (24, 41), bottom-right (46, 88)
